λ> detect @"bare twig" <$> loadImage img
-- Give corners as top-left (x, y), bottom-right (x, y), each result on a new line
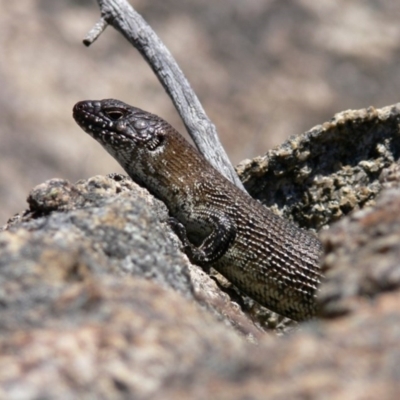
top-left (83, 17), bottom-right (108, 46)
top-left (84, 0), bottom-right (246, 192)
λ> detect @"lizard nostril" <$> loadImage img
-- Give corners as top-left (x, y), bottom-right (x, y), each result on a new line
top-left (73, 102), bottom-right (83, 112)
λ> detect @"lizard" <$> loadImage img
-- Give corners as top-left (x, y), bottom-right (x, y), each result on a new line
top-left (73, 99), bottom-right (323, 321)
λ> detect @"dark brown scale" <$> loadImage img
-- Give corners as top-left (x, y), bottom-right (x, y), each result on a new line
top-left (73, 99), bottom-right (323, 321)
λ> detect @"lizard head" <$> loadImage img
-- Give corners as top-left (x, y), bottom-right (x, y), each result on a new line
top-left (73, 99), bottom-right (171, 174)
top-left (73, 99), bottom-right (167, 158)
top-left (72, 99), bottom-right (205, 198)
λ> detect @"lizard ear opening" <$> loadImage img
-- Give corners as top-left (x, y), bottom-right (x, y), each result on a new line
top-left (147, 133), bottom-right (165, 151)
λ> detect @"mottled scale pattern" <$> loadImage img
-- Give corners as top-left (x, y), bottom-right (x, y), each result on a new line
top-left (73, 99), bottom-right (323, 321)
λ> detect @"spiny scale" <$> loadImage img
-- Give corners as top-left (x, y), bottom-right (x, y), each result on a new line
top-left (73, 99), bottom-right (323, 321)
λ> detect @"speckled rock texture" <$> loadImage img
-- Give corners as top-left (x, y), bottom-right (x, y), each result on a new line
top-left (319, 187), bottom-right (400, 318)
top-left (1, 175), bottom-right (260, 340)
top-left (1, 104), bottom-right (400, 398)
top-left (237, 103), bottom-right (400, 230)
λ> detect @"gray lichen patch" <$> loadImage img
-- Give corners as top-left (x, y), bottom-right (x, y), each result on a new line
top-left (237, 104), bottom-right (400, 230)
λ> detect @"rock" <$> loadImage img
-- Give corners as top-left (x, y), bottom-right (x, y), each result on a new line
top-left (1, 175), bottom-right (261, 338)
top-left (237, 104), bottom-right (400, 230)
top-left (235, 103), bottom-right (400, 328)
top-left (2, 175), bottom-right (192, 296)
top-left (319, 187), bottom-right (400, 318)
top-left (0, 275), bottom-right (255, 399)
top-left (2, 104), bottom-right (400, 398)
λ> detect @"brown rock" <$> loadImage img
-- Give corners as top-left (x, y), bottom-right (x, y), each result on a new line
top-left (237, 104), bottom-right (400, 230)
top-left (2, 105), bottom-right (400, 397)
top-left (319, 187), bottom-right (400, 318)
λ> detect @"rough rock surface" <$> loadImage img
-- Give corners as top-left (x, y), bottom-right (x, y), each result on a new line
top-left (235, 103), bottom-right (400, 327)
top-left (237, 103), bottom-right (400, 230)
top-left (1, 104), bottom-right (400, 398)
top-left (319, 187), bottom-right (400, 318)
top-left (1, 175), bottom-right (260, 341)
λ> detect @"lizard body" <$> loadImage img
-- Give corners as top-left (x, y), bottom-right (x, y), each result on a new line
top-left (73, 99), bottom-right (323, 321)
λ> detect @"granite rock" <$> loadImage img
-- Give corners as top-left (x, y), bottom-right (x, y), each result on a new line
top-left (237, 104), bottom-right (400, 230)
top-left (2, 104), bottom-right (400, 398)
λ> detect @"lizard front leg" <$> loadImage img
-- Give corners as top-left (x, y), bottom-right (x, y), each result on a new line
top-left (169, 213), bottom-right (236, 267)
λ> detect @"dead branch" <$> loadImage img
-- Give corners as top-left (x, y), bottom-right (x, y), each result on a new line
top-left (83, 0), bottom-right (246, 191)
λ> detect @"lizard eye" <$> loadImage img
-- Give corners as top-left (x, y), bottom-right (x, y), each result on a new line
top-left (105, 110), bottom-right (124, 121)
